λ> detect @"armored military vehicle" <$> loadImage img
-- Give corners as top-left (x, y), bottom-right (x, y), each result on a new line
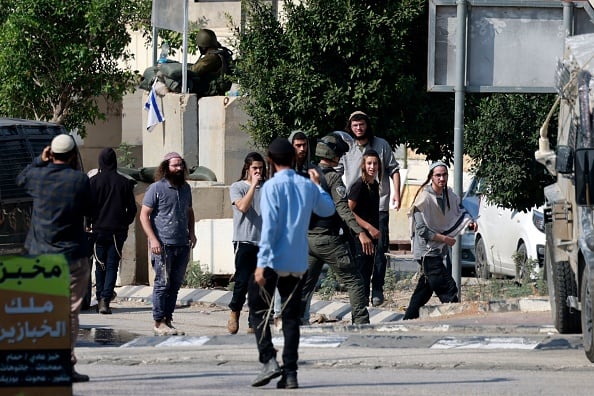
top-left (535, 33), bottom-right (594, 362)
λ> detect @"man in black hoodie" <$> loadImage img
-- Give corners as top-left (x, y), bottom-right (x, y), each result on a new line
top-left (89, 148), bottom-right (137, 314)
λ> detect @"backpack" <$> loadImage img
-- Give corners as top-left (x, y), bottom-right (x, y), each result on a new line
top-left (207, 46), bottom-right (234, 96)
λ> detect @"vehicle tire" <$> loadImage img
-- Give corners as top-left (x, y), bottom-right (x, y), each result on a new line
top-left (515, 242), bottom-right (529, 283)
top-left (581, 265), bottom-right (594, 363)
top-left (474, 236), bottom-right (490, 279)
top-left (546, 239), bottom-right (581, 333)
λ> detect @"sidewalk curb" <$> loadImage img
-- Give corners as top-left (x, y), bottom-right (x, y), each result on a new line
top-left (114, 285), bottom-right (552, 327)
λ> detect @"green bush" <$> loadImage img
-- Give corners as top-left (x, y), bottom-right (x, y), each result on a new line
top-left (117, 141), bottom-right (136, 168)
top-left (183, 261), bottom-right (214, 289)
top-left (317, 267), bottom-right (337, 301)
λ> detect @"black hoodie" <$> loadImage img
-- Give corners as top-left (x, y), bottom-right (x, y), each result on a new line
top-left (89, 148), bottom-right (137, 234)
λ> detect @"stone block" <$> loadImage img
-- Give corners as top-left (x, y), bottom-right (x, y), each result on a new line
top-left (142, 92), bottom-right (199, 168)
top-left (198, 96), bottom-right (254, 184)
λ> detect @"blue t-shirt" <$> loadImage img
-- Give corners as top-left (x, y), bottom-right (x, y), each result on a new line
top-left (142, 178), bottom-right (192, 246)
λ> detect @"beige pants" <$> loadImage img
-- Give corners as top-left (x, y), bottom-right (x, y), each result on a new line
top-left (69, 257), bottom-right (90, 366)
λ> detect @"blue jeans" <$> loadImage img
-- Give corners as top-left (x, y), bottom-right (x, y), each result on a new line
top-left (94, 232), bottom-right (128, 301)
top-left (372, 211), bottom-right (390, 298)
top-left (151, 244), bottom-right (190, 322)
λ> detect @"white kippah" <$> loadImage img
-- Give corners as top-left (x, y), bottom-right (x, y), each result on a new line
top-left (51, 134), bottom-right (75, 154)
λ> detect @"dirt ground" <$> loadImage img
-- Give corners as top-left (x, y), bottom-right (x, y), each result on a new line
top-left (314, 275), bottom-right (546, 323)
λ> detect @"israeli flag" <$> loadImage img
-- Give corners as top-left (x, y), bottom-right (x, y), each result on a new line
top-left (144, 82), bottom-right (165, 132)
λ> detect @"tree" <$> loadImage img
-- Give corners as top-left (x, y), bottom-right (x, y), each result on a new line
top-left (464, 93), bottom-right (557, 211)
top-left (0, 0), bottom-right (144, 137)
top-left (233, 0), bottom-right (455, 160)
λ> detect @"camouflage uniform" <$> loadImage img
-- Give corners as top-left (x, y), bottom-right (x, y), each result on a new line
top-left (189, 50), bottom-right (223, 96)
top-left (189, 50), bottom-right (222, 76)
top-left (301, 134), bottom-right (370, 325)
top-left (189, 28), bottom-right (224, 96)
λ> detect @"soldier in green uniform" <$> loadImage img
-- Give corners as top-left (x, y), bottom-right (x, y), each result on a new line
top-left (189, 28), bottom-right (228, 96)
top-left (301, 132), bottom-right (372, 325)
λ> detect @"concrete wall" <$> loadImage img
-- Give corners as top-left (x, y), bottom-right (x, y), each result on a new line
top-left (142, 92), bottom-right (199, 168)
top-left (118, 183), bottom-right (151, 286)
top-left (78, 97), bottom-right (123, 172)
top-left (194, 218), bottom-right (235, 276)
top-left (198, 96), bottom-right (254, 184)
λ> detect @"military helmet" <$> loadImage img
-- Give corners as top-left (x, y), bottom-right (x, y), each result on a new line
top-left (196, 29), bottom-right (218, 48)
top-left (315, 132), bottom-right (350, 160)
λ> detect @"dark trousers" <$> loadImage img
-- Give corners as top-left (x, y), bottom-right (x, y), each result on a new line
top-left (248, 267), bottom-right (302, 372)
top-left (353, 236), bottom-right (378, 307)
top-left (403, 255), bottom-right (459, 320)
top-left (303, 234), bottom-right (369, 324)
top-left (372, 211), bottom-right (389, 297)
top-left (229, 242), bottom-right (258, 324)
top-left (94, 231), bottom-right (128, 301)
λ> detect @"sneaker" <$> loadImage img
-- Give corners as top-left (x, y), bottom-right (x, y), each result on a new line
top-left (72, 370), bottom-right (90, 383)
top-left (153, 321), bottom-right (177, 336)
top-left (277, 371), bottom-right (298, 389)
top-left (165, 319), bottom-right (184, 336)
top-left (251, 358), bottom-right (282, 387)
top-left (246, 326), bottom-right (255, 334)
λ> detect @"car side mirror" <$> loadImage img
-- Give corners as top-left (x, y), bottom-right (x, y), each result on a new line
top-left (575, 148), bottom-right (594, 206)
top-left (556, 145), bottom-right (573, 174)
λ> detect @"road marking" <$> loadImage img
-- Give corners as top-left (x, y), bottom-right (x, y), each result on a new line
top-left (272, 335), bottom-right (348, 348)
top-left (156, 336), bottom-right (211, 348)
top-left (120, 336), bottom-right (211, 348)
top-left (431, 336), bottom-right (539, 350)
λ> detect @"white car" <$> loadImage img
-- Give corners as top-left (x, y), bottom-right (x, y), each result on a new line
top-left (467, 178), bottom-right (545, 280)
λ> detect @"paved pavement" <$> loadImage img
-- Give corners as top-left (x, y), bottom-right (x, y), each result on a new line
top-left (78, 283), bottom-right (557, 347)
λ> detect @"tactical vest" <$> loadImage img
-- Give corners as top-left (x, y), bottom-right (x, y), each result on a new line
top-left (309, 166), bottom-right (343, 232)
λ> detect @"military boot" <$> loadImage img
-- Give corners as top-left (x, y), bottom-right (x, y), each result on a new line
top-left (227, 310), bottom-right (240, 334)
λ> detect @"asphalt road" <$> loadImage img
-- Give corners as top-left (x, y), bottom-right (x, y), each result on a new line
top-left (69, 298), bottom-right (594, 395)
top-left (73, 341), bottom-right (594, 395)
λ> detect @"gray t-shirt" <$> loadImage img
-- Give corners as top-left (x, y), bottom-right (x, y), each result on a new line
top-left (230, 180), bottom-right (262, 244)
top-left (142, 178), bottom-right (192, 246)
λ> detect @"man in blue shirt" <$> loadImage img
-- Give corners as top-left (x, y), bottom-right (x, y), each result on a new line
top-left (248, 138), bottom-right (334, 389)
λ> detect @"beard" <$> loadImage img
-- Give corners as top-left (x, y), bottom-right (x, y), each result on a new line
top-left (354, 131), bottom-right (368, 142)
top-left (167, 170), bottom-right (186, 186)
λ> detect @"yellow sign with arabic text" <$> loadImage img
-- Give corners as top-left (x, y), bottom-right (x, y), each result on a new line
top-left (0, 254), bottom-right (71, 396)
